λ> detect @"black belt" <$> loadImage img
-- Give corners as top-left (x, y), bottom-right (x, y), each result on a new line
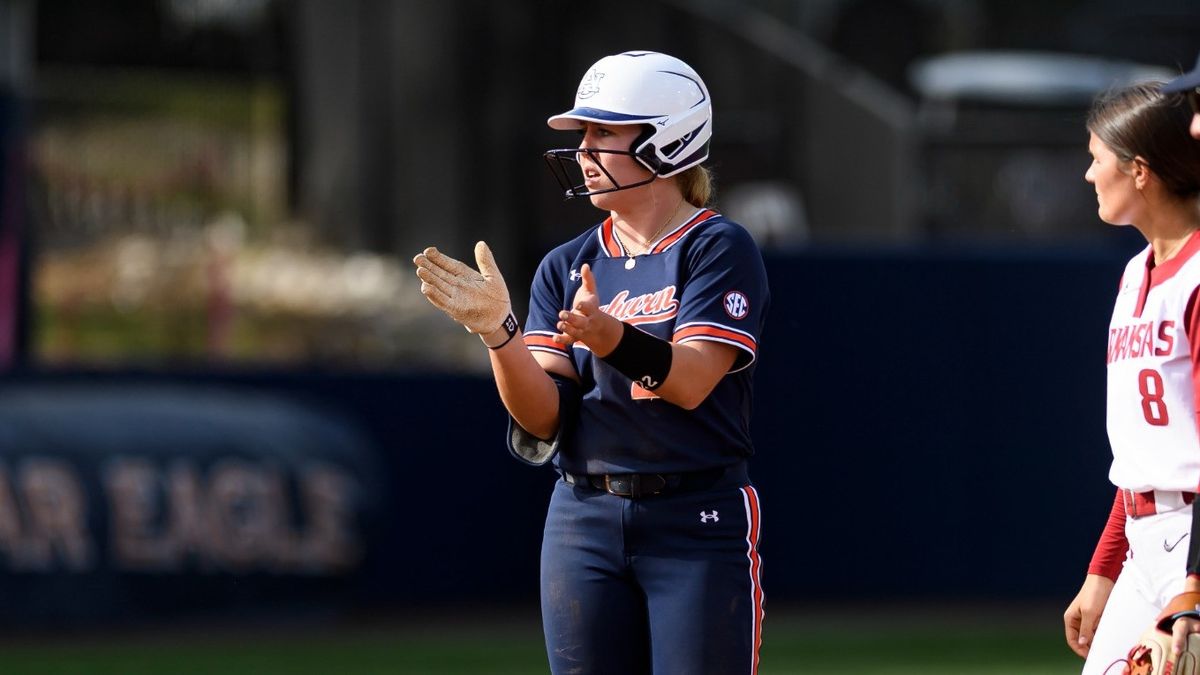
top-left (561, 466), bottom-right (730, 499)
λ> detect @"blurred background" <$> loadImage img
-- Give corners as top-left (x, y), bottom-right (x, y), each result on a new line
top-left (1, 0), bottom-right (1199, 672)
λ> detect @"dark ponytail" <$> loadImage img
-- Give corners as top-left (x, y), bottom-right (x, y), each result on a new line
top-left (1087, 82), bottom-right (1200, 198)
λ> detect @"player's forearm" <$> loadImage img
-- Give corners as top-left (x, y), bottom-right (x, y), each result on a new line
top-left (578, 312), bottom-right (738, 410)
top-left (651, 342), bottom-right (737, 410)
top-left (487, 330), bottom-right (561, 439)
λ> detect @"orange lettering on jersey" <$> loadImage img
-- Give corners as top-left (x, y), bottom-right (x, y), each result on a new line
top-left (600, 286), bottom-right (679, 325)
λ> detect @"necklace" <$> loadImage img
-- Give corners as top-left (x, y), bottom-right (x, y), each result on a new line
top-left (615, 200), bottom-right (684, 270)
top-left (1155, 230), bottom-right (1197, 265)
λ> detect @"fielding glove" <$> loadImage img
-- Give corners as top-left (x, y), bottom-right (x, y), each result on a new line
top-left (1122, 628), bottom-right (1200, 674)
top-left (1120, 592), bottom-right (1200, 675)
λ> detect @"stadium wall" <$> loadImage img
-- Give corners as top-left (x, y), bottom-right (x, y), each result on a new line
top-left (0, 246), bottom-right (1136, 624)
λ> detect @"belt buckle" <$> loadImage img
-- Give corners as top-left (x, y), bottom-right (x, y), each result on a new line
top-left (604, 474), bottom-right (666, 499)
top-left (603, 474), bottom-right (624, 496)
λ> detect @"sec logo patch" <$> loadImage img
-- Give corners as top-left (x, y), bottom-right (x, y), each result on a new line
top-left (723, 291), bottom-right (749, 319)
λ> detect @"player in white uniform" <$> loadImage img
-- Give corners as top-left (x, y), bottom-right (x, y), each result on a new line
top-left (1157, 51), bottom-right (1200, 658)
top-left (1062, 81), bottom-right (1200, 674)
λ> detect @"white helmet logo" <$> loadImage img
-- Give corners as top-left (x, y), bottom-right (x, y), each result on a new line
top-left (577, 69), bottom-right (605, 100)
top-left (544, 51), bottom-right (714, 197)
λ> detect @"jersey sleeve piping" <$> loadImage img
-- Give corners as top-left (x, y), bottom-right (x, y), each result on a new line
top-left (524, 330), bottom-right (570, 357)
top-left (673, 321), bottom-right (758, 372)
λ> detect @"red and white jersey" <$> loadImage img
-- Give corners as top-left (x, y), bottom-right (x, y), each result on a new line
top-left (1107, 232), bottom-right (1200, 492)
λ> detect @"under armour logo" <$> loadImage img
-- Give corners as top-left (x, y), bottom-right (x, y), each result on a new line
top-left (700, 510), bottom-right (719, 523)
top-left (569, 268), bottom-right (581, 282)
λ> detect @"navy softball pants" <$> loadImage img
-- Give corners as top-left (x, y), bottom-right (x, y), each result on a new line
top-left (539, 467), bottom-right (764, 675)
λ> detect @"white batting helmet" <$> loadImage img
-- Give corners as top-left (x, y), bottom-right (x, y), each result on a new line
top-left (544, 51), bottom-right (712, 197)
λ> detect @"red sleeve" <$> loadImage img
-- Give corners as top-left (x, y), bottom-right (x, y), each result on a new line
top-left (1186, 286), bottom-right (1200, 460)
top-left (1179, 285), bottom-right (1200, 576)
top-left (1088, 488), bottom-right (1128, 580)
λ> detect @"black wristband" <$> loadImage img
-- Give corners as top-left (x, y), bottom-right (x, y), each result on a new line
top-left (600, 322), bottom-right (673, 390)
top-left (1188, 504), bottom-right (1200, 575)
top-left (485, 312), bottom-right (520, 350)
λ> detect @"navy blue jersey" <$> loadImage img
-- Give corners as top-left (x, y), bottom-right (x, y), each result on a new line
top-left (521, 208), bottom-right (770, 475)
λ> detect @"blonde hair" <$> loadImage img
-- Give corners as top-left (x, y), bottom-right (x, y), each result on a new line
top-left (676, 165), bottom-right (713, 207)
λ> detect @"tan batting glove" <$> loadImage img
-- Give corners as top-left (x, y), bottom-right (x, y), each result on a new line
top-left (412, 241), bottom-right (513, 335)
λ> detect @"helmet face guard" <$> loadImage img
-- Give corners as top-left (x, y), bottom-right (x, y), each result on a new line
top-left (542, 147), bottom-right (659, 199)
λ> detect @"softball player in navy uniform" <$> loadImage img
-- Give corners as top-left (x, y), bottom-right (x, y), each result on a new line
top-left (414, 51), bottom-right (769, 674)
top-left (1061, 81), bottom-right (1200, 673)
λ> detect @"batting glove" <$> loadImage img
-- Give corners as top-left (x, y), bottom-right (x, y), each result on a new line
top-left (413, 241), bottom-right (513, 335)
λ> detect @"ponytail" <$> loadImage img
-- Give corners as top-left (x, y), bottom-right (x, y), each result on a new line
top-left (675, 165), bottom-right (713, 207)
